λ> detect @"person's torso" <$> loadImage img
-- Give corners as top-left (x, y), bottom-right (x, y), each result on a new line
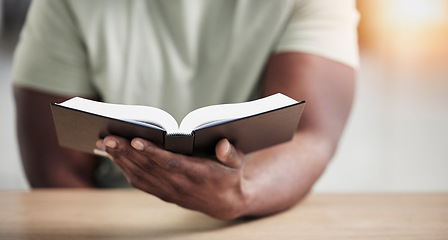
top-left (69, 0), bottom-right (296, 121)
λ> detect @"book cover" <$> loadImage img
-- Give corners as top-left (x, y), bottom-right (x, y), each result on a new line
top-left (51, 96), bottom-right (305, 156)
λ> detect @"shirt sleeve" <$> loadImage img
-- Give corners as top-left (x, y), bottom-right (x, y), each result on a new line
top-left (11, 0), bottom-right (96, 96)
top-left (275, 0), bottom-right (360, 68)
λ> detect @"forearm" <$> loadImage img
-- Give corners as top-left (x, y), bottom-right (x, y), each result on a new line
top-left (15, 86), bottom-right (99, 188)
top-left (241, 130), bottom-right (334, 217)
top-left (18, 131), bottom-right (99, 188)
top-left (237, 52), bottom-right (356, 217)
top-left (21, 150), bottom-right (98, 188)
top-left (26, 169), bottom-right (96, 188)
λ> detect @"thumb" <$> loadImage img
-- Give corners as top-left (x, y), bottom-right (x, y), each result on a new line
top-left (215, 139), bottom-right (244, 168)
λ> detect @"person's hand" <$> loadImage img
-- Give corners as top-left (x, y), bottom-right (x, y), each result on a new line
top-left (96, 136), bottom-right (250, 220)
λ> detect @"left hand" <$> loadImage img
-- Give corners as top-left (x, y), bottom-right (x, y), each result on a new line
top-left (96, 136), bottom-right (250, 220)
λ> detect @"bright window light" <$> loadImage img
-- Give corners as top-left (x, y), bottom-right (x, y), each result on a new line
top-left (388, 0), bottom-right (446, 25)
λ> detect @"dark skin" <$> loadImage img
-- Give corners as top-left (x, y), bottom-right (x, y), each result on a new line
top-left (14, 89), bottom-right (99, 187)
top-left (14, 52), bottom-right (355, 219)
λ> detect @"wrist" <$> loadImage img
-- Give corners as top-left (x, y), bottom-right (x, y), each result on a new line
top-left (232, 171), bottom-right (257, 219)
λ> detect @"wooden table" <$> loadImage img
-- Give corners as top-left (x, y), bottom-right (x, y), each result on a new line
top-left (0, 190), bottom-right (447, 239)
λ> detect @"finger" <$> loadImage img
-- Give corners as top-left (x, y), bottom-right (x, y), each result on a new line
top-left (95, 139), bottom-right (113, 158)
top-left (112, 154), bottom-right (168, 199)
top-left (104, 135), bottom-right (139, 159)
top-left (131, 137), bottom-right (212, 181)
top-left (215, 139), bottom-right (244, 168)
top-left (101, 137), bottom-right (190, 204)
top-left (131, 138), bottom-right (188, 172)
top-left (101, 137), bottom-right (166, 190)
top-left (103, 136), bottom-right (122, 151)
top-left (95, 139), bottom-right (106, 151)
top-left (103, 136), bottom-right (157, 171)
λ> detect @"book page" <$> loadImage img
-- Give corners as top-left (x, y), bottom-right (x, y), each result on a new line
top-left (58, 97), bottom-right (180, 133)
top-left (178, 93), bottom-right (298, 134)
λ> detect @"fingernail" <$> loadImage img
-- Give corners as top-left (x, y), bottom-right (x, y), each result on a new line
top-left (223, 139), bottom-right (231, 157)
top-left (96, 140), bottom-right (106, 151)
top-left (131, 140), bottom-right (144, 151)
top-left (104, 139), bottom-right (117, 149)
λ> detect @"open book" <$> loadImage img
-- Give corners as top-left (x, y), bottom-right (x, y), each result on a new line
top-left (51, 93), bottom-right (305, 156)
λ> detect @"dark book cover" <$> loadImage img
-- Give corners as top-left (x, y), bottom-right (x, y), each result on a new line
top-left (51, 101), bottom-right (305, 156)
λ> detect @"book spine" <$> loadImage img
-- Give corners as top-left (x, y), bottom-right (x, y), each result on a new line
top-left (164, 134), bottom-right (194, 155)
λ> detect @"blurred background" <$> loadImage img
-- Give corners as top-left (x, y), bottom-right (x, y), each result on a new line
top-left (1, 0), bottom-right (447, 191)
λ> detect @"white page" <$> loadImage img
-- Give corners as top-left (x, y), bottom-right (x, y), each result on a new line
top-left (178, 93), bottom-right (298, 134)
top-left (59, 97), bottom-right (180, 133)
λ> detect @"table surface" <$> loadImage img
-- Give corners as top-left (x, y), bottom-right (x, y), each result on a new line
top-left (0, 190), bottom-right (447, 240)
